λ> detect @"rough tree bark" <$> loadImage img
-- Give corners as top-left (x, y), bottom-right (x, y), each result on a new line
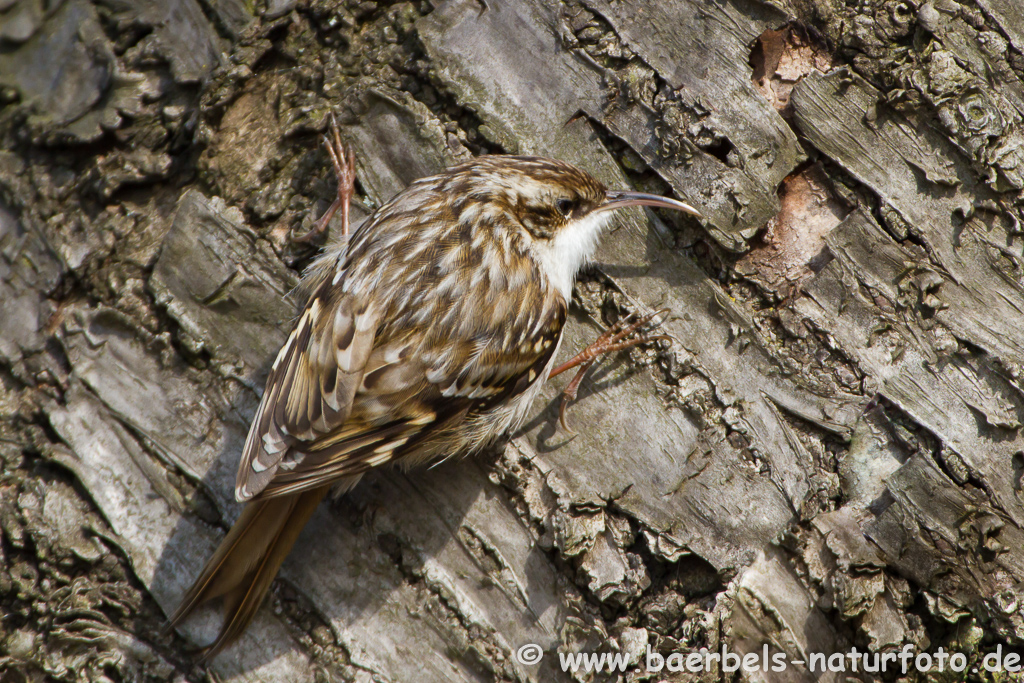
top-left (1, 0), bottom-right (1023, 681)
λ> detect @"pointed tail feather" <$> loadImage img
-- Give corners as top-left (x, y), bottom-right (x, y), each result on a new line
top-left (167, 487), bottom-right (329, 660)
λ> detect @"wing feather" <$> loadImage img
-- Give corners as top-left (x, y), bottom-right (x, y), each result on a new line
top-left (235, 290), bottom-right (379, 500)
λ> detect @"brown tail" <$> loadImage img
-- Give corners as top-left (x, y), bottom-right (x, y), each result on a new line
top-left (168, 487), bottom-right (328, 660)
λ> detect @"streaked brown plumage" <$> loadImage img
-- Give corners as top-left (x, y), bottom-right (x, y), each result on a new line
top-left (169, 131), bottom-right (700, 659)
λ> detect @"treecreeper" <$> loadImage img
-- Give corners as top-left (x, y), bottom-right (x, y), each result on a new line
top-left (169, 118), bottom-right (701, 659)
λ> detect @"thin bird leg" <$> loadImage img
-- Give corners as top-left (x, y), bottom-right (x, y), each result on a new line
top-left (293, 113), bottom-right (356, 242)
top-left (550, 309), bottom-right (672, 432)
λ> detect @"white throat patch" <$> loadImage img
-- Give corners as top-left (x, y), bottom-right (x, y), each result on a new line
top-left (533, 211), bottom-right (614, 299)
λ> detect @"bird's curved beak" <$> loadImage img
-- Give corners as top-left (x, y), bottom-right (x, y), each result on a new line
top-left (599, 190), bottom-right (701, 218)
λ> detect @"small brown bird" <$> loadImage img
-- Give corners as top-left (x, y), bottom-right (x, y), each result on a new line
top-left (169, 122), bottom-right (700, 659)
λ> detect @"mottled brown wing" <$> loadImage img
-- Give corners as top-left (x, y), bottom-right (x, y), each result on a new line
top-left (235, 290), bottom-right (378, 500)
top-left (235, 288), bottom-right (565, 502)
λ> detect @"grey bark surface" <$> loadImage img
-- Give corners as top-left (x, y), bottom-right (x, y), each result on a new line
top-left (1, 0), bottom-right (1022, 681)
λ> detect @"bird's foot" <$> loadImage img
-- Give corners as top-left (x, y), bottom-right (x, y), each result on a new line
top-left (550, 308), bottom-right (673, 432)
top-left (292, 112), bottom-right (356, 243)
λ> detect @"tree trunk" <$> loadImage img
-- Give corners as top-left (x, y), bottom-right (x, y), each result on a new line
top-left (1, 0), bottom-right (1022, 681)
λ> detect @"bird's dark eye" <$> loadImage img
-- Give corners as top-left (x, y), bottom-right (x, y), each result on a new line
top-left (556, 198), bottom-right (575, 217)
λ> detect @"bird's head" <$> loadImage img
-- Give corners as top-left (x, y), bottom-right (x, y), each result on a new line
top-left (439, 156), bottom-right (701, 297)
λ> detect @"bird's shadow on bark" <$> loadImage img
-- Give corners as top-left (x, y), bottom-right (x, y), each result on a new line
top-left (151, 376), bottom-right (555, 678)
top-left (524, 356), bottom-right (640, 453)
